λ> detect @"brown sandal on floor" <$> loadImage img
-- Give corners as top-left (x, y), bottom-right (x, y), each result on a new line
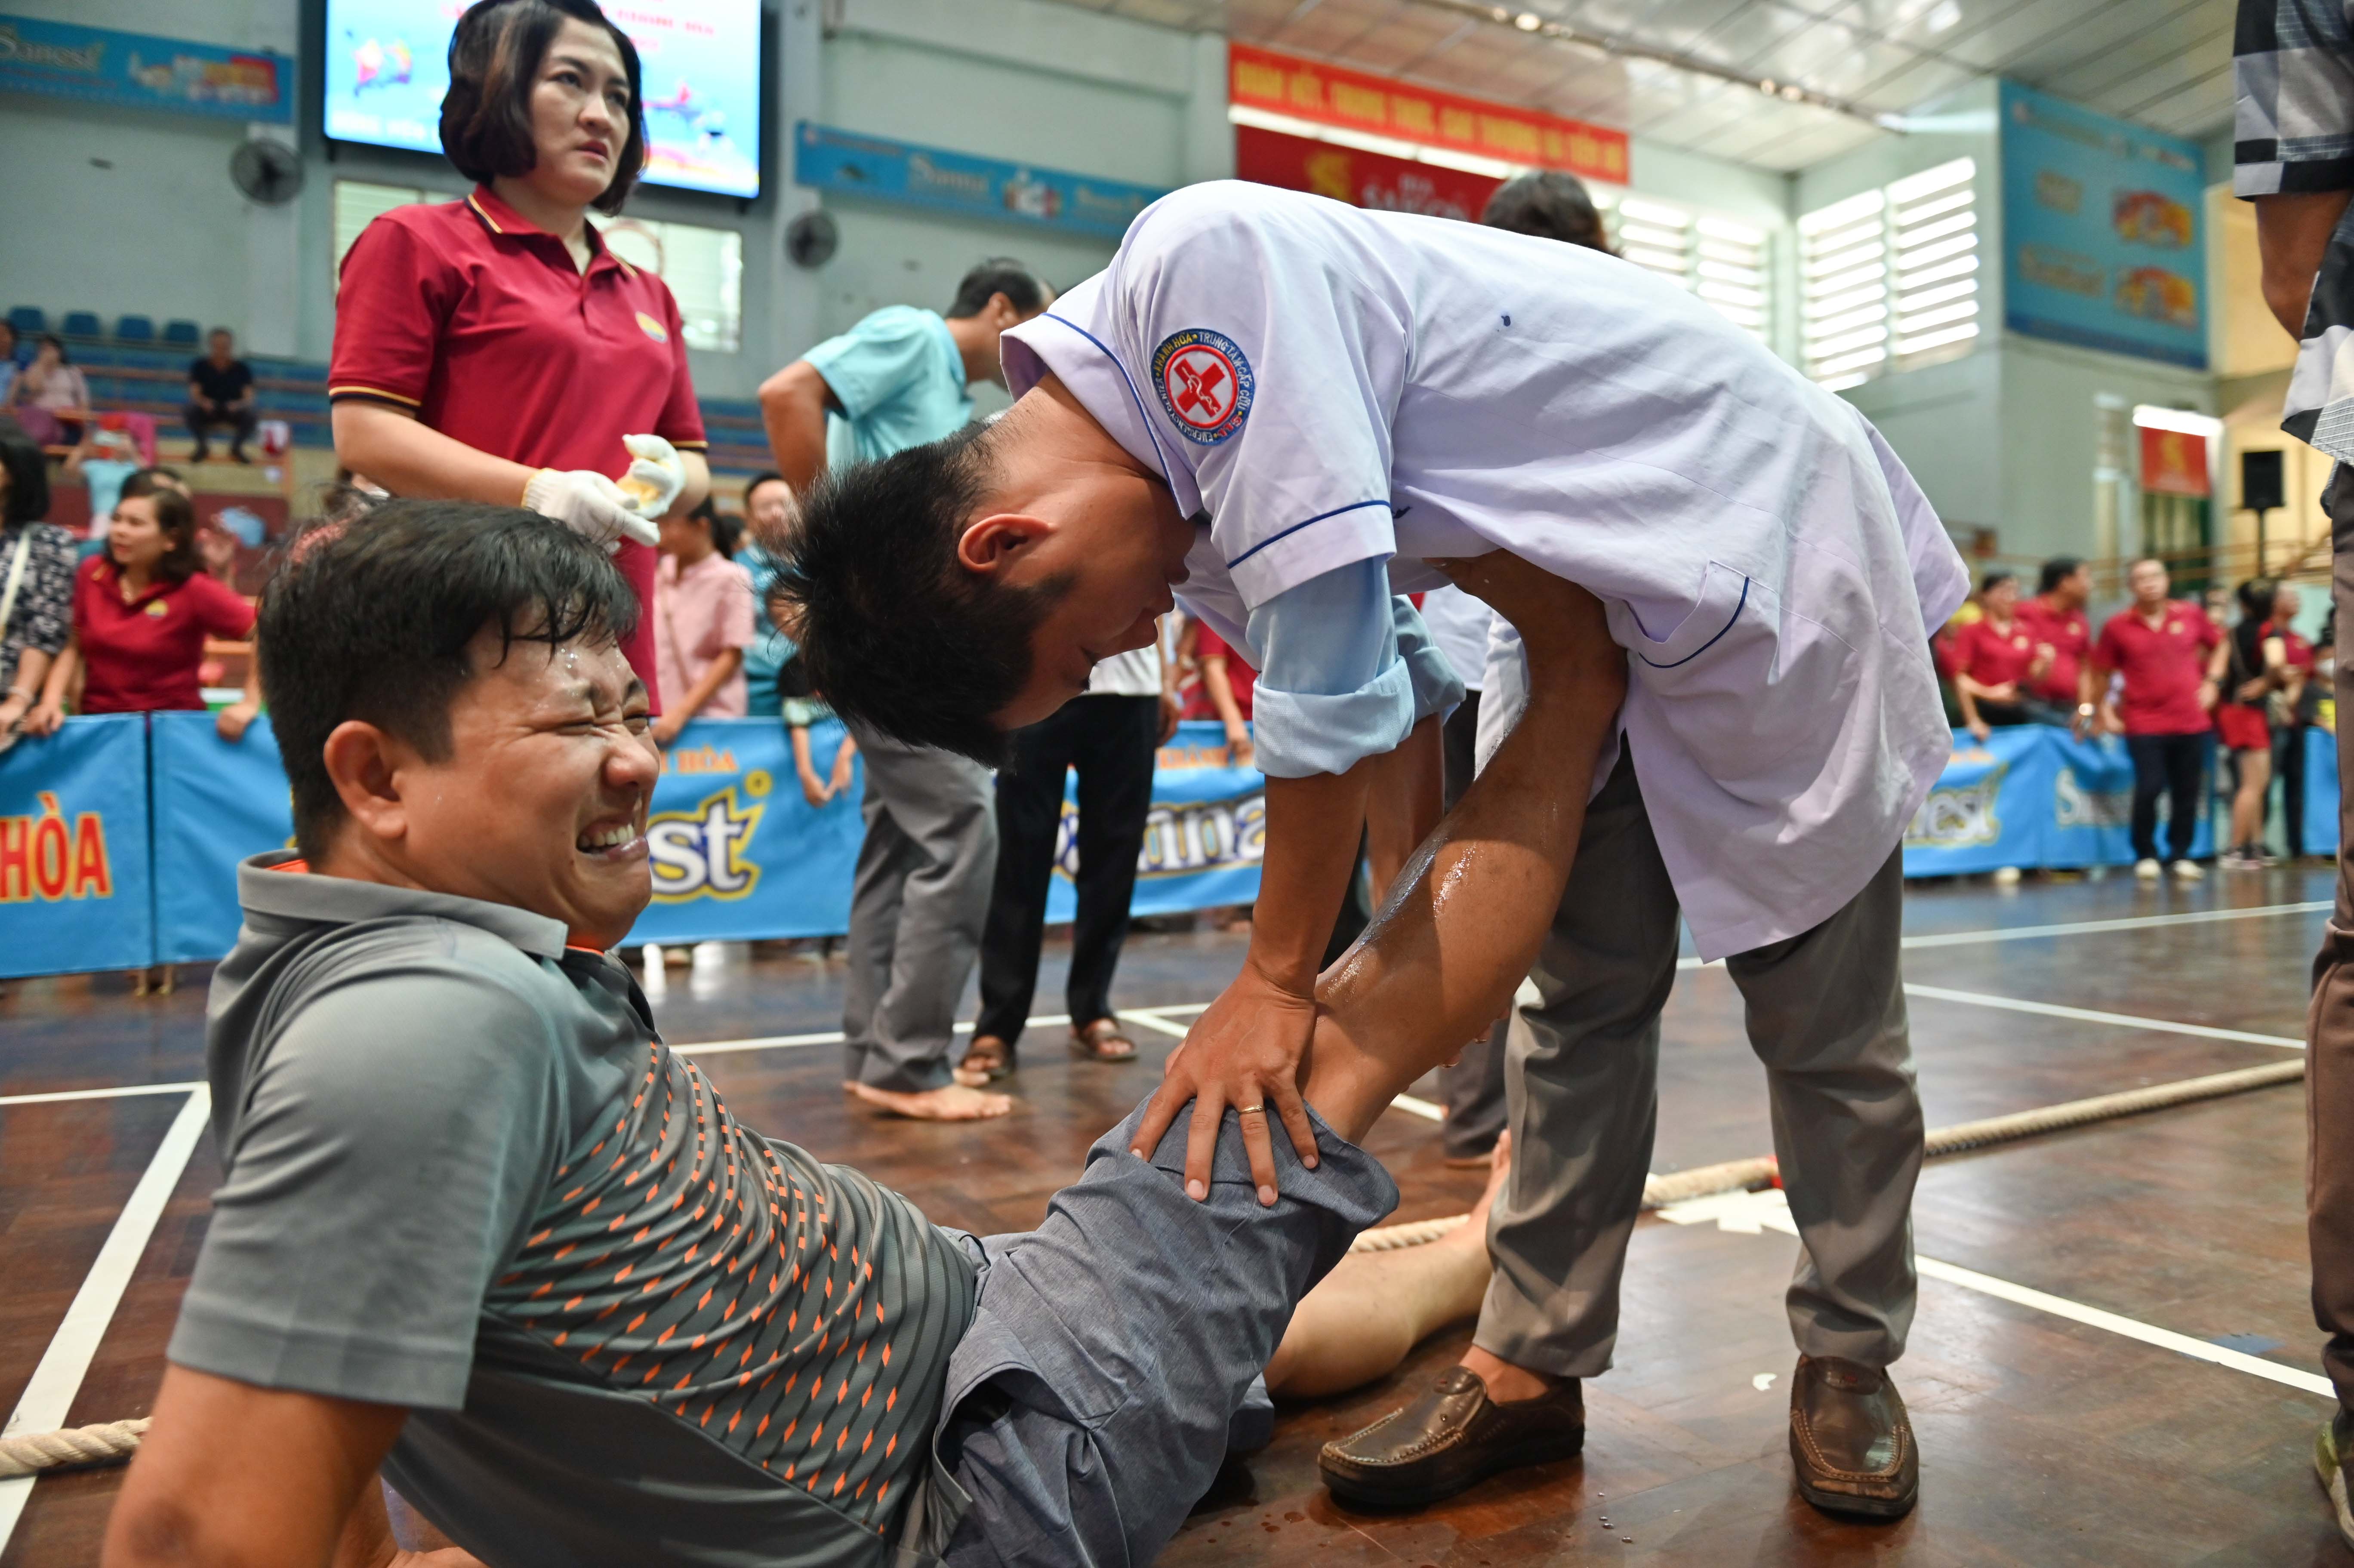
top-left (1068, 1018), bottom-right (1139, 1063)
top-left (956, 1034), bottom-right (1016, 1086)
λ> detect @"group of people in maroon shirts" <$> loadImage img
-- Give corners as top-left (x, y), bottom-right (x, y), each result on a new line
top-left (1939, 552), bottom-right (2326, 876)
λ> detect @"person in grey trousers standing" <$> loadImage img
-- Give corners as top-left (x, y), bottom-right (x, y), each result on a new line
top-left (758, 259), bottom-right (1054, 1119)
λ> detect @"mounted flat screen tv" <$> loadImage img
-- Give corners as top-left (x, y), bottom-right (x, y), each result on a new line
top-left (322, 0), bottom-right (763, 199)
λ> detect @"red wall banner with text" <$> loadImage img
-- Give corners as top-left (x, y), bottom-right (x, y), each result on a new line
top-left (1235, 126), bottom-right (1503, 221)
top-left (1229, 43), bottom-right (1627, 185)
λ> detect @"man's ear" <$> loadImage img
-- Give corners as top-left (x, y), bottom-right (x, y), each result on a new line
top-left (958, 511), bottom-right (1053, 575)
top-left (319, 720), bottom-right (412, 848)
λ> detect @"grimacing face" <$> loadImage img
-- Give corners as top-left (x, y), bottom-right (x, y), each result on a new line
top-left (989, 474), bottom-right (1196, 732)
top-left (394, 629), bottom-right (660, 947)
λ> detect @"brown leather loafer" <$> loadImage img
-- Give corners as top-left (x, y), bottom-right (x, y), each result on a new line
top-left (1789, 1354), bottom-right (1918, 1519)
top-left (1319, 1365), bottom-right (1584, 1509)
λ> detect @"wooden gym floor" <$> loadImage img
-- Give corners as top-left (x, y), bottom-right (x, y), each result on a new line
top-left (1, 867), bottom-right (2347, 1565)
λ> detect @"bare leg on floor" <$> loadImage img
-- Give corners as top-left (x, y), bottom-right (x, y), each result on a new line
top-left (1266, 1134), bottom-right (1511, 1399)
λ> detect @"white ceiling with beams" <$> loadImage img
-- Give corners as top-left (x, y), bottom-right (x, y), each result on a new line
top-left (1039, 0), bottom-right (2237, 174)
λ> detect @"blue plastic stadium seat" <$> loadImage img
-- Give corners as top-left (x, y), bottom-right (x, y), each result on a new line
top-left (6, 306), bottom-right (45, 339)
top-left (160, 319), bottom-right (202, 350)
top-left (59, 311), bottom-right (102, 342)
top-left (115, 314), bottom-right (156, 346)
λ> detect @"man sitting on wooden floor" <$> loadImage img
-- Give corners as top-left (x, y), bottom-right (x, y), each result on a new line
top-left (100, 500), bottom-right (1621, 1568)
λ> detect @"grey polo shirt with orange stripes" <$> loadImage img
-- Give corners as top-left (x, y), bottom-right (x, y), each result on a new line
top-left (172, 852), bottom-right (974, 1566)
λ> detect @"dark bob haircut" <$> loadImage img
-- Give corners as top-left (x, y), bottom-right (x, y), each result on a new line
top-left (441, 0), bottom-right (646, 216)
top-left (947, 259), bottom-right (1050, 320)
top-left (765, 426), bottom-right (1069, 766)
top-left (120, 487), bottom-right (204, 585)
top-left (0, 422), bottom-right (50, 527)
top-left (1480, 171), bottom-right (1615, 255)
top-left (2037, 555), bottom-right (2083, 595)
top-left (259, 499), bottom-right (639, 858)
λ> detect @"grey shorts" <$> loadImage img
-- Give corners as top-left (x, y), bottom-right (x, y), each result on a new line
top-left (910, 1099), bottom-right (1398, 1568)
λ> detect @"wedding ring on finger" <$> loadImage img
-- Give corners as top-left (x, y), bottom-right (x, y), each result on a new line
top-left (1236, 1104), bottom-right (1266, 1115)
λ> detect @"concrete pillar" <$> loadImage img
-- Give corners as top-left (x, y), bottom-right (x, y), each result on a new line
top-left (767, 0), bottom-right (828, 364)
top-left (1182, 31), bottom-right (1231, 188)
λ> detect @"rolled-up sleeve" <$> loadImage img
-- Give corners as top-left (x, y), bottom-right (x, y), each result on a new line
top-left (1245, 559), bottom-right (1416, 779)
top-left (1393, 595), bottom-right (1466, 725)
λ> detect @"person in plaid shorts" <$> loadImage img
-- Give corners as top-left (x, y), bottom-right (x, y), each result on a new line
top-left (2239, 0), bottom-right (2354, 1543)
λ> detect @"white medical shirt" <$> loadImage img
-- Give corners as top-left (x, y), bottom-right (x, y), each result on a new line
top-left (1001, 181), bottom-right (1967, 959)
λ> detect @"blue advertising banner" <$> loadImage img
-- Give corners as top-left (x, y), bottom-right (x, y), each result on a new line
top-left (795, 122), bottom-right (1167, 241)
top-left (0, 15), bottom-right (290, 123)
top-left (1903, 725), bottom-right (2215, 876)
top-left (2000, 80), bottom-right (2206, 369)
top-left (152, 711), bottom-right (291, 964)
top-left (0, 715), bottom-right (154, 979)
top-left (2311, 726), bottom-right (2340, 857)
top-left (1044, 723), bottom-right (1264, 923)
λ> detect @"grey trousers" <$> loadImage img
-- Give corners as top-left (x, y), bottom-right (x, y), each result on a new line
top-left (842, 725), bottom-right (998, 1094)
top-left (929, 1098), bottom-right (1397, 1567)
top-left (1476, 749), bottom-right (1923, 1375)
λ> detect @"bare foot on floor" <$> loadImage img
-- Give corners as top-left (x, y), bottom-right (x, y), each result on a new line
top-left (844, 1081), bottom-right (1014, 1121)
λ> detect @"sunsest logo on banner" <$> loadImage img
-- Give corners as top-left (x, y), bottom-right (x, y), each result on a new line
top-left (1904, 767), bottom-right (2006, 851)
top-left (648, 780), bottom-right (768, 902)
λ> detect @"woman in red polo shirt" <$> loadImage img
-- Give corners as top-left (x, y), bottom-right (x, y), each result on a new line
top-left (329, 0), bottom-right (709, 707)
top-left (1950, 570), bottom-right (2058, 740)
top-left (23, 487), bottom-right (260, 736)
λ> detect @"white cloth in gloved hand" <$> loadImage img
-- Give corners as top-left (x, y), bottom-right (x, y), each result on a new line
top-left (522, 468), bottom-right (661, 552)
top-left (616, 433), bottom-right (685, 521)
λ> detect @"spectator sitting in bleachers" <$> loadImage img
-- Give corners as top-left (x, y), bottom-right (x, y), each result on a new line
top-left (7, 334), bottom-right (89, 448)
top-left (0, 424), bottom-right (77, 757)
top-left (0, 321), bottom-right (18, 407)
top-left (186, 328), bottom-right (258, 464)
top-left (22, 485), bottom-right (259, 743)
top-left (648, 495), bottom-right (753, 748)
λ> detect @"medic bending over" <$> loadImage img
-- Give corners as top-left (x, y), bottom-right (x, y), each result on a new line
top-left (775, 180), bottom-right (1968, 1523)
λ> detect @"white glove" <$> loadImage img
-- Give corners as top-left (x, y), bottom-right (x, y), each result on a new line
top-left (616, 433), bottom-right (685, 521)
top-left (522, 468), bottom-right (661, 551)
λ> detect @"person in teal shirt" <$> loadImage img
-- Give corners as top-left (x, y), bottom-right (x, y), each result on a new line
top-left (754, 260), bottom-right (1054, 1123)
top-left (758, 260), bottom-right (1053, 494)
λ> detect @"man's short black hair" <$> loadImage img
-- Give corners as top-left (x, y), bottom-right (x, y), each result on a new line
top-left (260, 499), bottom-right (639, 859)
top-left (2037, 555), bottom-right (2083, 595)
top-left (767, 426), bottom-right (1069, 765)
top-left (947, 259), bottom-right (1048, 320)
top-left (1480, 171), bottom-right (1614, 254)
top-left (0, 422), bottom-right (49, 527)
top-left (1978, 568), bottom-right (2015, 596)
top-left (442, 0), bottom-right (646, 216)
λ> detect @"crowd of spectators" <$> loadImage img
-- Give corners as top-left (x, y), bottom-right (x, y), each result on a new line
top-left (1935, 551), bottom-right (2334, 880)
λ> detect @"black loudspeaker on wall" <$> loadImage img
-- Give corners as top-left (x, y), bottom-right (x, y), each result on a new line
top-left (2242, 448), bottom-right (2286, 514)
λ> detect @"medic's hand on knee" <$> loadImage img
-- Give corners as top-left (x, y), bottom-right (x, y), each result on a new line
top-left (1132, 955), bottom-right (1322, 1209)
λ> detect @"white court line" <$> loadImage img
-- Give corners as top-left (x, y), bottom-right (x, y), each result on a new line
top-left (1675, 899), bottom-right (2331, 969)
top-left (0, 1081), bottom-right (204, 1108)
top-left (0, 1087), bottom-right (211, 1554)
top-left (1914, 1255), bottom-right (2333, 1399)
top-left (1901, 985), bottom-right (2305, 1051)
top-left (1661, 1188), bottom-right (2333, 1401)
